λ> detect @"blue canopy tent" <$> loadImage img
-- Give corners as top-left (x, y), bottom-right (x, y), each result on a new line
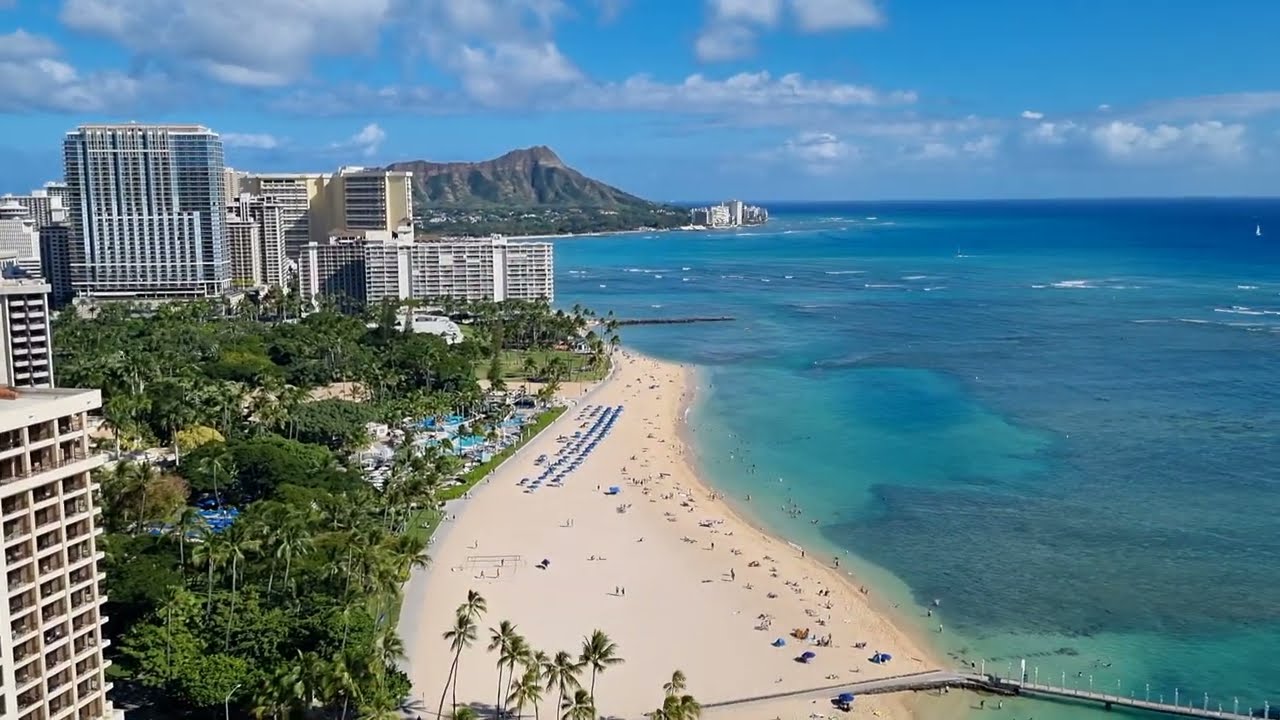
top-left (870, 652), bottom-right (893, 664)
top-left (799, 651), bottom-right (816, 663)
top-left (771, 638), bottom-right (786, 647)
top-left (837, 693), bottom-right (855, 704)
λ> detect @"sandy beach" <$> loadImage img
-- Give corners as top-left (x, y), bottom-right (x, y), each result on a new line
top-left (402, 351), bottom-right (941, 719)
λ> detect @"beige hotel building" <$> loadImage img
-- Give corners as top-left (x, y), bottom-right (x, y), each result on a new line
top-left (0, 387), bottom-right (114, 720)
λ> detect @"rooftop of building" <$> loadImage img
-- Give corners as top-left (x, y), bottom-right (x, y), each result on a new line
top-left (69, 122), bottom-right (216, 133)
top-left (0, 386), bottom-right (101, 422)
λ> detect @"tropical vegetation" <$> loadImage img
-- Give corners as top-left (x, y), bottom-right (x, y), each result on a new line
top-left (54, 297), bottom-right (611, 718)
top-left (436, 589), bottom-right (700, 720)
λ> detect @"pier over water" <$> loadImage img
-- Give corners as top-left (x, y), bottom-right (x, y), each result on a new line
top-left (704, 668), bottom-right (1274, 719)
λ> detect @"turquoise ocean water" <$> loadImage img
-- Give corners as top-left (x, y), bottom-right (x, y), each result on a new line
top-left (552, 200), bottom-right (1280, 719)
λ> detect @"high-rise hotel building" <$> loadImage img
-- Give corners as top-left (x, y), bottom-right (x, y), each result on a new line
top-left (63, 124), bottom-right (229, 299)
top-left (0, 385), bottom-right (114, 720)
top-left (240, 167), bottom-right (413, 258)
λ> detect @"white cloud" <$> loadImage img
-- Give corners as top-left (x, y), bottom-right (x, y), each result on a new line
top-left (1026, 120), bottom-right (1078, 145)
top-left (1092, 120), bottom-right (1245, 161)
top-left (453, 41), bottom-right (581, 106)
top-left (696, 0), bottom-right (881, 61)
top-left (1020, 109), bottom-right (1044, 120)
top-left (715, 0), bottom-right (784, 25)
top-left (914, 141), bottom-right (957, 160)
top-left (341, 123), bottom-right (387, 157)
top-left (58, 0), bottom-right (395, 87)
top-left (0, 31), bottom-right (145, 113)
top-left (695, 24), bottom-right (760, 62)
top-left (1135, 91), bottom-right (1280, 121)
top-left (222, 132), bottom-right (281, 150)
top-left (0, 29), bottom-right (61, 59)
top-left (414, 0), bottom-right (581, 104)
top-left (781, 131), bottom-right (857, 173)
top-left (1098, 104), bottom-right (1111, 112)
top-left (576, 71), bottom-right (915, 112)
top-left (962, 134), bottom-right (1000, 158)
top-left (789, 0), bottom-right (883, 31)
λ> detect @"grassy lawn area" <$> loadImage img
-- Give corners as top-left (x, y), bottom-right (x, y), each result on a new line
top-left (475, 349), bottom-right (608, 383)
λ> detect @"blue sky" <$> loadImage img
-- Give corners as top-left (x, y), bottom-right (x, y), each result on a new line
top-left (3, 0), bottom-right (1280, 201)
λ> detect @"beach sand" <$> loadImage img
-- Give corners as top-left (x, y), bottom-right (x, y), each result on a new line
top-left (402, 351), bottom-right (942, 719)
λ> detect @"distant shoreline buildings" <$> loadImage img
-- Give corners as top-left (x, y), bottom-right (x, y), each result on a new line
top-left (4, 122), bottom-right (555, 311)
top-left (689, 199), bottom-right (768, 228)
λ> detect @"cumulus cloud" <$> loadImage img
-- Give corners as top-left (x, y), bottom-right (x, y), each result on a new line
top-left (58, 0), bottom-right (395, 87)
top-left (781, 131), bottom-right (856, 173)
top-left (578, 71), bottom-right (914, 112)
top-left (1136, 91), bottom-right (1280, 121)
top-left (222, 132), bottom-right (281, 150)
top-left (0, 29), bottom-right (146, 113)
top-left (962, 134), bottom-right (1001, 158)
top-left (413, 0), bottom-right (583, 104)
top-left (330, 123), bottom-right (387, 158)
top-left (1026, 120), bottom-right (1078, 145)
top-left (1092, 120), bottom-right (1245, 161)
top-left (695, 24), bottom-right (760, 62)
top-left (696, 0), bottom-right (881, 61)
top-left (0, 29), bottom-right (61, 59)
top-left (1020, 109), bottom-right (1044, 120)
top-left (789, 0), bottom-right (884, 31)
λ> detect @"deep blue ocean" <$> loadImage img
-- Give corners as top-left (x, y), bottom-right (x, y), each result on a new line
top-left (551, 200), bottom-right (1280, 720)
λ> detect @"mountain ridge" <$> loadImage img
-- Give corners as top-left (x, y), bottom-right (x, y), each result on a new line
top-left (386, 146), bottom-right (668, 209)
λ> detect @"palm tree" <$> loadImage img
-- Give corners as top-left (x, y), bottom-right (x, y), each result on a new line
top-left (647, 693), bottom-right (702, 720)
top-left (221, 522), bottom-right (261, 650)
top-left (663, 670), bottom-right (687, 697)
top-left (172, 506), bottom-right (206, 573)
top-left (190, 525), bottom-right (227, 615)
top-left (507, 667), bottom-right (543, 720)
top-left (503, 635), bottom-right (530, 716)
top-left (272, 512), bottom-right (313, 597)
top-left (578, 630), bottom-right (623, 716)
top-left (559, 689), bottom-right (594, 720)
top-left (488, 621), bottom-right (520, 716)
top-left (438, 592), bottom-right (486, 720)
top-left (541, 651), bottom-right (583, 718)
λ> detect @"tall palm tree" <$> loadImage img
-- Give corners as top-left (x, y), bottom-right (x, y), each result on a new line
top-left (663, 670), bottom-right (687, 697)
top-left (222, 522), bottom-right (261, 650)
top-left (190, 525), bottom-right (227, 615)
top-left (438, 593), bottom-right (485, 720)
top-left (172, 506), bottom-right (206, 573)
top-left (273, 512), bottom-right (313, 597)
top-left (540, 651), bottom-right (582, 718)
top-left (507, 667), bottom-right (543, 720)
top-left (503, 635), bottom-right (530, 716)
top-left (649, 694), bottom-right (701, 720)
top-left (559, 689), bottom-right (594, 720)
top-left (488, 621), bottom-right (519, 716)
top-left (578, 630), bottom-right (624, 716)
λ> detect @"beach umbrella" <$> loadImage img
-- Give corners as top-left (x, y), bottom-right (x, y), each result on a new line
top-left (837, 693), bottom-right (856, 703)
top-left (772, 638), bottom-right (786, 647)
top-left (801, 651), bottom-right (816, 660)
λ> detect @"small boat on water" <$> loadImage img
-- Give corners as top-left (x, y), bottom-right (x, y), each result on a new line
top-left (1257, 224), bottom-right (1263, 237)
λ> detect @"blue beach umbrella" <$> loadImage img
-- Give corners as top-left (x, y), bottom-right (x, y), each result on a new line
top-left (837, 693), bottom-right (855, 703)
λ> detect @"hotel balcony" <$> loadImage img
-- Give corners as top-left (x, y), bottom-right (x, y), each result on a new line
top-left (3, 494), bottom-right (29, 517)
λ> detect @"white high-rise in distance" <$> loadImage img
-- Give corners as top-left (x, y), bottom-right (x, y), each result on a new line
top-left (63, 124), bottom-right (230, 299)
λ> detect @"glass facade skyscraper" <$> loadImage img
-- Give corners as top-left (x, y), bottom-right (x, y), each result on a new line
top-left (63, 124), bottom-right (230, 298)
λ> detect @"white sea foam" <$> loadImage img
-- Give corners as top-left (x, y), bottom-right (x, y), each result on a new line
top-left (1051, 280), bottom-right (1095, 289)
top-left (681, 267), bottom-right (691, 271)
top-left (654, 275), bottom-right (664, 279)
top-left (923, 286), bottom-right (947, 292)
top-left (902, 275), bottom-right (930, 280)
top-left (825, 270), bottom-right (865, 275)
top-left (598, 284), bottom-right (607, 288)
top-left (1237, 285), bottom-right (1259, 290)
top-left (1215, 306), bottom-right (1280, 316)
top-left (865, 283), bottom-right (905, 289)
top-left (784, 275), bottom-right (794, 279)
top-left (682, 278), bottom-right (691, 282)
top-left (650, 304), bottom-right (663, 308)
top-left (761, 278), bottom-right (771, 283)
top-left (1177, 318), bottom-right (1210, 324)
